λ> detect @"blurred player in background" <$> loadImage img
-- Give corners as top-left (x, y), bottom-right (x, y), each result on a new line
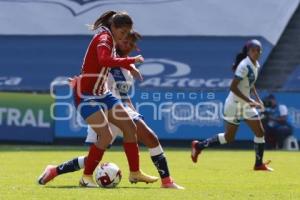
top-left (39, 10), bottom-right (157, 187)
top-left (262, 94), bottom-right (293, 149)
top-left (191, 39), bottom-right (273, 171)
top-left (38, 31), bottom-right (184, 189)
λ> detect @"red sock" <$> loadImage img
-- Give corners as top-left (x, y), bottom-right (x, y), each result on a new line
top-left (162, 176), bottom-right (173, 185)
top-left (123, 142), bottom-right (140, 172)
top-left (84, 144), bottom-right (105, 175)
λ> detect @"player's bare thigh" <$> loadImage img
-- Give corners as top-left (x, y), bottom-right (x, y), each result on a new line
top-left (107, 104), bottom-right (137, 143)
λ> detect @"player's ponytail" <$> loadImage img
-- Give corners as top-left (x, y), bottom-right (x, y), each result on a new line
top-left (90, 10), bottom-right (117, 30)
top-left (90, 10), bottom-right (133, 31)
top-left (232, 45), bottom-right (248, 72)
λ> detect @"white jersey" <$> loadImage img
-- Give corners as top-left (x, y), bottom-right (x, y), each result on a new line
top-left (227, 56), bottom-right (260, 103)
top-left (107, 67), bottom-right (134, 100)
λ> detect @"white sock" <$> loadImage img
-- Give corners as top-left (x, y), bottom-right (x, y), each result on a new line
top-left (254, 136), bottom-right (265, 143)
top-left (149, 145), bottom-right (164, 156)
top-left (218, 133), bottom-right (227, 144)
top-left (78, 156), bottom-right (85, 169)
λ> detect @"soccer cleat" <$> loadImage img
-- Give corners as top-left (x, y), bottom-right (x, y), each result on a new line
top-left (129, 170), bottom-right (159, 184)
top-left (254, 160), bottom-right (274, 171)
top-left (37, 165), bottom-right (58, 185)
top-left (191, 140), bottom-right (202, 163)
top-left (79, 175), bottom-right (98, 187)
top-left (161, 182), bottom-right (185, 189)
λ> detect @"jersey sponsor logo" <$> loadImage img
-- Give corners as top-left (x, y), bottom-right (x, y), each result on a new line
top-left (138, 58), bottom-right (232, 89)
top-left (0, 0), bottom-right (181, 16)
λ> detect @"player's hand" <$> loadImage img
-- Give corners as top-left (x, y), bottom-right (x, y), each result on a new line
top-left (257, 100), bottom-right (265, 111)
top-left (133, 55), bottom-right (144, 64)
top-left (249, 100), bottom-right (264, 109)
top-left (130, 64), bottom-right (143, 81)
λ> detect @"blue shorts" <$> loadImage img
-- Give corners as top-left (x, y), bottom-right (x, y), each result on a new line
top-left (75, 92), bottom-right (121, 120)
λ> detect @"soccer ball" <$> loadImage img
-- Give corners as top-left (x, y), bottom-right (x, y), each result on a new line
top-left (95, 162), bottom-right (122, 188)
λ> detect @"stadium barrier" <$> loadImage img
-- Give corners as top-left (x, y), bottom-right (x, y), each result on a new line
top-left (0, 92), bottom-right (54, 143)
top-left (53, 84), bottom-right (300, 141)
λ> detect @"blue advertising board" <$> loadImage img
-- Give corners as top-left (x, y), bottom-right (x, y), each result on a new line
top-left (53, 84), bottom-right (300, 141)
top-left (0, 92), bottom-right (54, 143)
top-left (0, 36), bottom-right (272, 91)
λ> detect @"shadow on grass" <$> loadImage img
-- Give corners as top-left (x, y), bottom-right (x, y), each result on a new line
top-left (45, 185), bottom-right (80, 189)
top-left (45, 185), bottom-right (158, 190)
top-left (0, 145), bottom-right (190, 152)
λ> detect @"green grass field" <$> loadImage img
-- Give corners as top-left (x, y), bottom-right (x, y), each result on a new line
top-left (0, 145), bottom-right (299, 200)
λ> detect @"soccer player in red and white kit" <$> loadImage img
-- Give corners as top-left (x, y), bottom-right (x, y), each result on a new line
top-left (38, 31), bottom-right (184, 189)
top-left (49, 11), bottom-right (157, 187)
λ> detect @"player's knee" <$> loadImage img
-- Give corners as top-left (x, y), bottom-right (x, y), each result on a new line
top-left (256, 131), bottom-right (265, 138)
top-left (150, 132), bottom-right (159, 144)
top-left (97, 132), bottom-right (113, 145)
top-left (126, 119), bottom-right (137, 134)
top-left (256, 127), bottom-right (265, 138)
top-left (225, 135), bottom-right (235, 143)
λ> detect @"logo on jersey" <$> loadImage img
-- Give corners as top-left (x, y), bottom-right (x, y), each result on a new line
top-left (138, 58), bottom-right (232, 89)
top-left (1, 0), bottom-right (181, 16)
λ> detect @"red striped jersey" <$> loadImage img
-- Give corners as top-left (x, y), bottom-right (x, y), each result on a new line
top-left (78, 26), bottom-right (135, 96)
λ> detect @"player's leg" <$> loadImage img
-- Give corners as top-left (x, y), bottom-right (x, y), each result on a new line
top-left (135, 119), bottom-right (184, 189)
top-left (38, 125), bottom-right (120, 186)
top-left (191, 121), bottom-right (239, 163)
top-left (37, 156), bottom-right (85, 185)
top-left (108, 104), bottom-right (158, 183)
top-left (79, 110), bottom-right (114, 187)
top-left (245, 118), bottom-right (273, 171)
top-left (191, 99), bottom-right (241, 163)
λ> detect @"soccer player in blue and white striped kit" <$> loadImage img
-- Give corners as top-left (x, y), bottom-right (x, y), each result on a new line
top-left (191, 39), bottom-right (273, 171)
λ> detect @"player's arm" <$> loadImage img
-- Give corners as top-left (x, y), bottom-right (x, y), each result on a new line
top-left (251, 86), bottom-right (263, 105)
top-left (97, 34), bottom-right (143, 70)
top-left (230, 78), bottom-right (252, 103)
top-left (251, 86), bottom-right (264, 110)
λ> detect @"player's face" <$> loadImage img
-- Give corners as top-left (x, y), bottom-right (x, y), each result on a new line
top-left (118, 37), bottom-right (135, 56)
top-left (249, 47), bottom-right (262, 61)
top-left (111, 25), bottom-right (131, 42)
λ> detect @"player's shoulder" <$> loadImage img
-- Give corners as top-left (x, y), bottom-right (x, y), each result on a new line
top-left (99, 31), bottom-right (112, 40)
top-left (236, 58), bottom-right (249, 70)
top-left (240, 57), bottom-right (250, 66)
top-left (93, 30), bottom-right (113, 45)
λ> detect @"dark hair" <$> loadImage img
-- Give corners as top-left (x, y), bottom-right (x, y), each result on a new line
top-left (232, 44), bottom-right (248, 72)
top-left (232, 39), bottom-right (263, 72)
top-left (116, 31), bottom-right (142, 57)
top-left (90, 10), bottom-right (133, 31)
top-left (128, 31), bottom-right (142, 43)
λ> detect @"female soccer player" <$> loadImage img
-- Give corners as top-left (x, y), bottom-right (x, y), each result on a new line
top-left (191, 39), bottom-right (273, 171)
top-left (48, 10), bottom-right (156, 187)
top-left (38, 31), bottom-right (184, 189)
